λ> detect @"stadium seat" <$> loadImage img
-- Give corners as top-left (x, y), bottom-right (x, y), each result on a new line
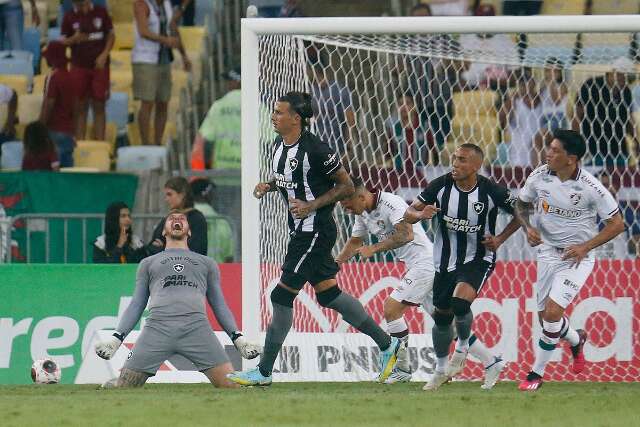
top-left (110, 50), bottom-right (131, 71)
top-left (32, 74), bottom-right (46, 94)
top-left (17, 93), bottom-right (43, 124)
top-left (171, 69), bottom-right (190, 98)
top-left (591, 0), bottom-right (639, 14)
top-left (21, 28), bottom-right (41, 72)
top-left (60, 166), bottom-right (100, 172)
top-left (110, 0), bottom-right (135, 22)
top-left (0, 141), bottom-right (24, 170)
top-left (541, 0), bottom-right (586, 15)
top-left (86, 122), bottom-right (118, 155)
top-left (14, 123), bottom-right (26, 139)
top-left (116, 145), bottom-right (168, 171)
top-left (0, 54), bottom-right (34, 87)
top-left (0, 74), bottom-right (29, 95)
top-left (45, 0), bottom-right (58, 23)
top-left (113, 23), bottom-right (134, 50)
top-left (110, 69), bottom-right (133, 98)
top-left (105, 91), bottom-right (129, 131)
top-left (179, 26), bottom-right (207, 54)
top-left (73, 140), bottom-right (111, 171)
top-left (172, 50), bottom-right (202, 87)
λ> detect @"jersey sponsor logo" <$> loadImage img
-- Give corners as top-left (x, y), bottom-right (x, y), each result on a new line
top-left (472, 201), bottom-right (485, 214)
top-left (274, 172), bottom-right (298, 190)
top-left (323, 153), bottom-right (338, 166)
top-left (541, 200), bottom-right (581, 218)
top-left (442, 214), bottom-right (482, 233)
top-left (563, 279), bottom-right (579, 291)
top-left (570, 193), bottom-right (582, 205)
top-left (580, 175), bottom-right (605, 197)
top-left (173, 263), bottom-right (184, 273)
top-left (162, 274), bottom-right (197, 289)
top-left (160, 256), bottom-right (199, 266)
top-left (289, 158), bottom-right (298, 171)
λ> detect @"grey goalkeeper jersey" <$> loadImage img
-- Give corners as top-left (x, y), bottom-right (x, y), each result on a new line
top-left (116, 248), bottom-right (238, 337)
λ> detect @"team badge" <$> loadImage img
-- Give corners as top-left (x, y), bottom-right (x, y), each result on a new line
top-left (289, 158), bottom-right (298, 171)
top-left (93, 17), bottom-right (102, 29)
top-left (377, 220), bottom-right (385, 229)
top-left (570, 193), bottom-right (581, 205)
top-left (472, 201), bottom-right (485, 214)
top-left (173, 263), bottom-right (184, 273)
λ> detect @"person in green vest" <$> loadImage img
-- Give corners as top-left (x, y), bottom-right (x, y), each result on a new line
top-left (191, 66), bottom-right (241, 174)
top-left (190, 177), bottom-right (234, 263)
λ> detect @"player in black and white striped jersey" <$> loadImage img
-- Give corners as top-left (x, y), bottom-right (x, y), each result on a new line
top-left (227, 91), bottom-right (401, 386)
top-left (404, 143), bottom-right (521, 391)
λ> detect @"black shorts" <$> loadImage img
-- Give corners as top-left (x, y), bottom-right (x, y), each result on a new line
top-left (280, 227), bottom-right (339, 290)
top-left (433, 259), bottom-right (494, 309)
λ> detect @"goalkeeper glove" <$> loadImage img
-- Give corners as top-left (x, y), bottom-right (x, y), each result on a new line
top-left (231, 332), bottom-right (262, 360)
top-left (95, 332), bottom-right (124, 360)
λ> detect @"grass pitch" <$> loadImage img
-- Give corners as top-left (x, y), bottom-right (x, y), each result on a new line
top-left (1, 382), bottom-right (638, 427)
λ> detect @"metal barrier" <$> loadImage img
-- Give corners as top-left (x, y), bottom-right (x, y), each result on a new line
top-left (3, 212), bottom-right (239, 264)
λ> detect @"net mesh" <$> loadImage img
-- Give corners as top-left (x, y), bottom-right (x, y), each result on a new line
top-left (256, 31), bottom-right (640, 382)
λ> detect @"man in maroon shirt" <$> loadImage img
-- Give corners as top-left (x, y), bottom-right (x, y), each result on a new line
top-left (61, 0), bottom-right (114, 142)
top-left (40, 40), bottom-right (78, 167)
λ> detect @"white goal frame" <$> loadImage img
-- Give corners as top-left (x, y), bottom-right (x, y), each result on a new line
top-left (240, 14), bottom-right (640, 361)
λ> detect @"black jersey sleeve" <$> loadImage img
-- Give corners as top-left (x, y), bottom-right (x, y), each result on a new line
top-left (309, 139), bottom-right (342, 176)
top-left (489, 180), bottom-right (516, 215)
top-left (417, 175), bottom-right (447, 205)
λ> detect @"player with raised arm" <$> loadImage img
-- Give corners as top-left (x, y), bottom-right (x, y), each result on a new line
top-left (337, 177), bottom-right (507, 388)
top-left (227, 91), bottom-right (401, 386)
top-left (94, 211), bottom-right (261, 388)
top-left (404, 143), bottom-right (521, 391)
top-left (515, 130), bottom-right (625, 391)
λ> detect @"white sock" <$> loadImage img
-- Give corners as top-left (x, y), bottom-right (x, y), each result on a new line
top-left (532, 319), bottom-right (562, 376)
top-left (560, 316), bottom-right (580, 346)
top-left (386, 317), bottom-right (408, 337)
top-left (468, 335), bottom-right (494, 367)
top-left (436, 356), bottom-right (448, 374)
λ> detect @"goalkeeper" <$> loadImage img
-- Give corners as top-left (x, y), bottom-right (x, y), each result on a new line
top-left (95, 211), bottom-right (261, 388)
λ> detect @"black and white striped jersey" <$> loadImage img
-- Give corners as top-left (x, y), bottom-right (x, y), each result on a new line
top-left (271, 130), bottom-right (342, 233)
top-left (418, 173), bottom-right (516, 272)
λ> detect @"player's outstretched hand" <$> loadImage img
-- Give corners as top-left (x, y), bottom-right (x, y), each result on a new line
top-left (421, 203), bottom-right (440, 220)
top-left (562, 243), bottom-right (589, 268)
top-left (253, 182), bottom-right (272, 199)
top-left (481, 234), bottom-right (504, 252)
top-left (95, 333), bottom-right (123, 360)
top-left (525, 226), bottom-right (543, 247)
top-left (232, 334), bottom-right (262, 360)
top-left (289, 198), bottom-right (312, 219)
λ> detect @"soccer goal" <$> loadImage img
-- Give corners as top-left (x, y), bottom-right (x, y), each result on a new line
top-left (241, 14), bottom-right (640, 382)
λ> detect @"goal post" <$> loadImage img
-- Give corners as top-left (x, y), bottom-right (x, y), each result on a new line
top-left (241, 14), bottom-right (640, 382)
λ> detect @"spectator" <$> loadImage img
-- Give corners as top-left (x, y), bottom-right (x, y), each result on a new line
top-left (40, 41), bottom-right (78, 168)
top-left (251, 0), bottom-right (285, 17)
top-left (498, 67), bottom-right (543, 166)
top-left (0, 0), bottom-right (39, 51)
top-left (425, 0), bottom-right (469, 16)
top-left (191, 67), bottom-right (241, 170)
top-left (21, 121), bottom-right (60, 171)
top-left (62, 0), bottom-right (107, 12)
top-left (133, 0), bottom-right (191, 146)
top-left (61, 0), bottom-right (114, 141)
top-left (594, 172), bottom-right (630, 259)
top-left (501, 0), bottom-right (542, 60)
top-left (0, 83), bottom-right (16, 143)
top-left (459, 5), bottom-right (518, 91)
top-left (279, 0), bottom-right (304, 17)
top-left (147, 176), bottom-right (207, 255)
top-left (573, 56), bottom-right (638, 166)
top-left (533, 57), bottom-right (568, 164)
top-left (308, 59), bottom-right (355, 159)
top-left (191, 178), bottom-right (234, 263)
top-left (386, 93), bottom-right (435, 171)
top-left (93, 201), bottom-right (148, 263)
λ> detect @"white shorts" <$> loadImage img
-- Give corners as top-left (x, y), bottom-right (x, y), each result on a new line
top-left (535, 246), bottom-right (595, 312)
top-left (390, 266), bottom-right (434, 308)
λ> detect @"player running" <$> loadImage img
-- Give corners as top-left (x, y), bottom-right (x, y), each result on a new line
top-left (515, 130), bottom-right (625, 391)
top-left (227, 91), bottom-right (401, 386)
top-left (337, 177), bottom-right (507, 389)
top-left (95, 211), bottom-right (261, 388)
top-left (404, 143), bottom-right (521, 391)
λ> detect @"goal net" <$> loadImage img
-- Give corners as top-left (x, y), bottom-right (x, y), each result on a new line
top-left (242, 15), bottom-right (640, 382)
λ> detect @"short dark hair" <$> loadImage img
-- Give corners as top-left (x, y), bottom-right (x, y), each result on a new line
top-left (458, 143), bottom-right (484, 160)
top-left (553, 129), bottom-right (586, 160)
top-left (278, 91), bottom-right (314, 129)
top-left (410, 3), bottom-right (432, 15)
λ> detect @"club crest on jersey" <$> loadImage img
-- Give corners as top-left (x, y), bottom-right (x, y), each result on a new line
top-left (173, 263), bottom-right (184, 273)
top-left (376, 220), bottom-right (385, 229)
top-left (472, 201), bottom-right (485, 214)
top-left (289, 158), bottom-right (298, 171)
top-left (570, 193), bottom-right (581, 205)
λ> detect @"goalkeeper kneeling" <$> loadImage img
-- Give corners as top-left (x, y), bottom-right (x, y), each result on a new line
top-left (95, 211), bottom-right (261, 388)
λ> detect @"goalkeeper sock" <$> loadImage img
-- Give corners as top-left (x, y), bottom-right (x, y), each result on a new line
top-left (560, 316), bottom-right (580, 346)
top-left (258, 302), bottom-right (293, 377)
top-left (532, 319), bottom-right (562, 377)
top-left (323, 290), bottom-right (391, 350)
top-left (432, 323), bottom-right (453, 374)
top-left (468, 334), bottom-right (494, 367)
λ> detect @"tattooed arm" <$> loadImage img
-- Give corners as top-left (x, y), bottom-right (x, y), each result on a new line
top-left (289, 167), bottom-right (355, 219)
top-left (356, 221), bottom-right (414, 259)
top-left (515, 199), bottom-right (542, 247)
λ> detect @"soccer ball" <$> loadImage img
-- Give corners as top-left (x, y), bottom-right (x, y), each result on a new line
top-left (31, 359), bottom-right (61, 384)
